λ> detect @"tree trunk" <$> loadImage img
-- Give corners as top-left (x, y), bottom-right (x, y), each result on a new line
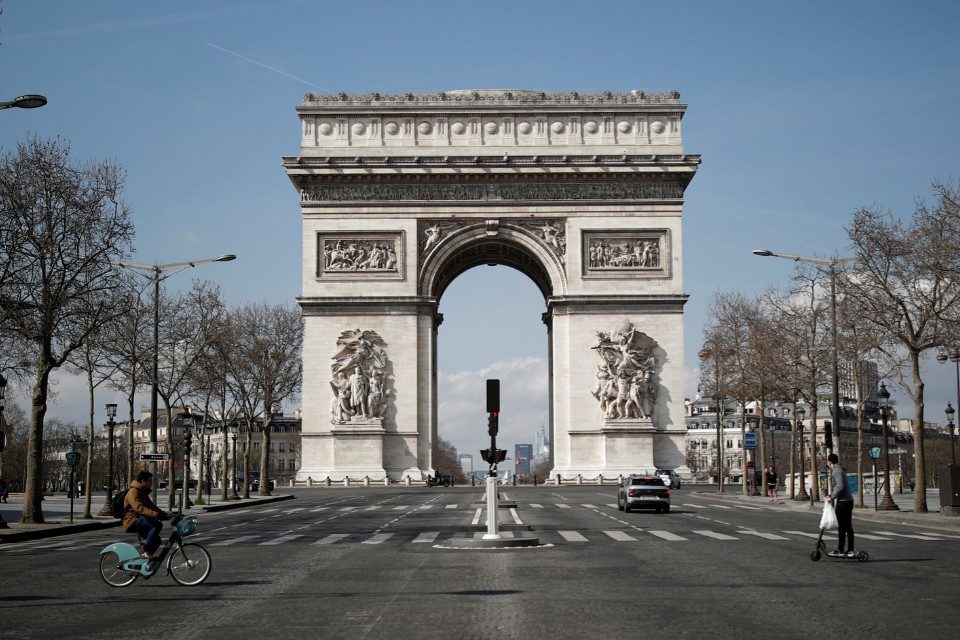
top-left (243, 428), bottom-right (252, 499)
top-left (259, 411), bottom-right (272, 496)
top-left (221, 418), bottom-right (229, 501)
top-left (22, 362), bottom-right (53, 524)
top-left (739, 403), bottom-right (747, 495)
top-left (809, 400), bottom-right (820, 503)
top-left (83, 368), bottom-right (94, 519)
top-left (910, 350), bottom-right (928, 513)
top-left (758, 396), bottom-right (766, 495)
top-left (856, 389), bottom-right (865, 508)
top-left (789, 398), bottom-right (797, 499)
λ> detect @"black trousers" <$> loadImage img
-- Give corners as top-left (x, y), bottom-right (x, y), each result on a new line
top-left (835, 499), bottom-right (854, 552)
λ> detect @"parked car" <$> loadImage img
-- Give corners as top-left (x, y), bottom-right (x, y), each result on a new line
top-left (235, 471), bottom-right (275, 492)
top-left (655, 468), bottom-right (682, 489)
top-left (158, 477), bottom-right (198, 490)
top-left (618, 475), bottom-right (670, 513)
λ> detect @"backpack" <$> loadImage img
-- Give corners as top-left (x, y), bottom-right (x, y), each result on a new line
top-left (111, 489), bottom-right (128, 519)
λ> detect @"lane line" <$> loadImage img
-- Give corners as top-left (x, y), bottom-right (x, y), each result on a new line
top-left (315, 534), bottom-right (349, 545)
top-left (260, 534), bottom-right (303, 546)
top-left (872, 531), bottom-right (943, 541)
top-left (558, 531), bottom-right (588, 542)
top-left (309, 506), bottom-right (329, 512)
top-left (708, 504), bottom-right (732, 510)
top-left (693, 530), bottom-right (739, 541)
top-left (210, 535), bottom-right (259, 546)
top-left (509, 508), bottom-right (523, 525)
top-left (471, 508), bottom-right (482, 525)
top-left (284, 507), bottom-right (306, 514)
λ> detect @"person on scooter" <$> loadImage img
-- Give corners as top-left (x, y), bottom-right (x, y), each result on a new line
top-left (825, 453), bottom-right (855, 558)
top-left (121, 470), bottom-right (170, 558)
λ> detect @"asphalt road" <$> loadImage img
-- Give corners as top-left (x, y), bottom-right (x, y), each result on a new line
top-left (2, 486), bottom-right (959, 640)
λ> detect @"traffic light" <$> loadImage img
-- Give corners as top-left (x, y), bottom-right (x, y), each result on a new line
top-left (824, 420), bottom-right (833, 449)
top-left (481, 448), bottom-right (507, 464)
top-left (486, 379), bottom-right (500, 413)
top-left (488, 412), bottom-right (499, 437)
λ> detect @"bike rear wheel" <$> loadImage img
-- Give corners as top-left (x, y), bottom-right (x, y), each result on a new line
top-left (168, 543), bottom-right (212, 586)
top-left (99, 551), bottom-right (138, 587)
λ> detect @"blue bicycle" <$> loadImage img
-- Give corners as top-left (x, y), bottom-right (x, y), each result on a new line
top-left (98, 514), bottom-right (212, 587)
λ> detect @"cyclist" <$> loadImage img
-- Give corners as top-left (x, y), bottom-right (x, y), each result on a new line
top-left (121, 471), bottom-right (169, 558)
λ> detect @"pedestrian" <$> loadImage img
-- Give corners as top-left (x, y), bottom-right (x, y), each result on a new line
top-left (825, 453), bottom-right (856, 558)
top-left (768, 467), bottom-right (779, 503)
top-left (0, 477), bottom-right (8, 503)
top-left (121, 470), bottom-right (170, 559)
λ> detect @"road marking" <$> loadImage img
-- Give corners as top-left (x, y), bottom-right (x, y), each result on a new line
top-left (708, 504), bottom-right (732, 510)
top-left (210, 535), bottom-right (259, 546)
top-left (229, 509), bottom-right (251, 515)
top-left (736, 505), bottom-right (760, 511)
top-left (915, 531), bottom-right (960, 539)
top-left (606, 503), bottom-right (618, 509)
top-left (364, 505), bottom-right (380, 511)
top-left (471, 508), bottom-right (482, 525)
top-left (260, 534), bottom-right (303, 545)
top-left (530, 503), bottom-right (544, 508)
top-left (551, 493), bottom-right (567, 500)
top-left (258, 508), bottom-right (278, 513)
top-left (309, 506), bottom-right (329, 512)
top-left (510, 508), bottom-right (523, 525)
top-left (693, 530), bottom-right (739, 541)
top-left (647, 530), bottom-right (687, 541)
top-left (445, 504), bottom-right (458, 509)
top-left (556, 504), bottom-right (571, 509)
top-left (558, 531), bottom-right (588, 542)
top-left (339, 506), bottom-right (357, 511)
top-left (393, 505), bottom-right (411, 510)
top-left (412, 531), bottom-right (439, 544)
top-left (315, 534), bottom-right (349, 545)
top-left (284, 507), bottom-right (305, 514)
top-left (872, 531), bottom-right (943, 541)
top-left (363, 533), bottom-right (394, 544)
top-left (603, 530), bottom-right (637, 542)
top-left (782, 530), bottom-right (823, 539)
top-left (738, 530), bottom-right (789, 540)
top-left (683, 503), bottom-right (706, 509)
top-left (855, 533), bottom-right (894, 541)
top-left (582, 503), bottom-right (598, 508)
top-left (418, 504), bottom-right (434, 510)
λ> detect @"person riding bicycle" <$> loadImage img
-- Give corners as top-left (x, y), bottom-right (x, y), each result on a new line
top-left (121, 470), bottom-right (170, 558)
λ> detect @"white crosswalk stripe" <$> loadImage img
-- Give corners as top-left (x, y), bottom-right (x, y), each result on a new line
top-left (412, 531), bottom-right (439, 544)
top-left (855, 533), bottom-right (895, 541)
top-left (582, 504), bottom-right (599, 508)
top-left (309, 506), bottom-right (329, 512)
top-left (284, 508), bottom-right (306, 514)
top-left (782, 530), bottom-right (825, 539)
top-left (393, 505), bottom-right (412, 511)
top-left (708, 504), bottom-right (732, 510)
top-left (315, 534), bottom-right (349, 545)
top-left (259, 508), bottom-right (278, 513)
top-left (364, 505), bottom-right (380, 511)
top-left (915, 531), bottom-right (960, 539)
top-left (418, 505), bottom-right (434, 510)
top-left (530, 503), bottom-right (544, 508)
top-left (339, 506), bottom-right (357, 511)
top-left (260, 534), bottom-right (303, 546)
top-left (736, 505), bottom-right (760, 511)
top-left (683, 503), bottom-right (706, 509)
top-left (606, 504), bottom-right (618, 509)
top-left (603, 530), bottom-right (637, 542)
top-left (363, 533), bottom-right (394, 544)
top-left (872, 531), bottom-right (943, 541)
top-left (693, 530), bottom-right (739, 540)
top-left (210, 535), bottom-right (259, 546)
top-left (738, 530), bottom-right (789, 540)
top-left (556, 504), bottom-right (571, 509)
top-left (647, 530), bottom-right (687, 541)
top-left (558, 531), bottom-right (588, 542)
top-left (445, 504), bottom-right (458, 509)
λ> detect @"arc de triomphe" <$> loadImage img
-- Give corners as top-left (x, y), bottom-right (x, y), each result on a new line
top-left (284, 90), bottom-right (698, 481)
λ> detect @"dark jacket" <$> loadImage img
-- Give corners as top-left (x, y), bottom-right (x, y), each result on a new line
top-left (830, 464), bottom-right (853, 501)
top-left (121, 480), bottom-right (165, 531)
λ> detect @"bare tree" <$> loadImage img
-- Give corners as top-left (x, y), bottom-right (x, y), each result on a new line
top-left (0, 138), bottom-right (134, 523)
top-left (844, 181), bottom-right (960, 512)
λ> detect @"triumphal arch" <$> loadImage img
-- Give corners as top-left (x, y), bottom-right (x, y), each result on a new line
top-left (284, 89), bottom-right (698, 481)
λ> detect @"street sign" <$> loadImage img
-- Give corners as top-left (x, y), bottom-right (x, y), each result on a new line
top-left (139, 453), bottom-right (170, 461)
top-left (744, 432), bottom-right (757, 450)
top-left (890, 448), bottom-right (908, 455)
top-left (868, 447), bottom-right (881, 460)
top-left (65, 451), bottom-right (80, 467)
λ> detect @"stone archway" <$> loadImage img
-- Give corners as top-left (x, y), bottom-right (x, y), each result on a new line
top-left (286, 89), bottom-right (699, 482)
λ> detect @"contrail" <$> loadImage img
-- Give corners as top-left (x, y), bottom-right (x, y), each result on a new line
top-left (205, 42), bottom-right (330, 93)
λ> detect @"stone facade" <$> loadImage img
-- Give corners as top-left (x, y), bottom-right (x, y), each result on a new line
top-left (285, 89), bottom-right (699, 481)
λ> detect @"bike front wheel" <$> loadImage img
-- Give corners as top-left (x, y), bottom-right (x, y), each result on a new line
top-left (99, 551), bottom-right (138, 587)
top-left (168, 543), bottom-right (212, 586)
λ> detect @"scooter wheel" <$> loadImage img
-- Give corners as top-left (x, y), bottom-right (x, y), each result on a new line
top-left (810, 549), bottom-right (821, 562)
top-left (857, 552), bottom-right (869, 563)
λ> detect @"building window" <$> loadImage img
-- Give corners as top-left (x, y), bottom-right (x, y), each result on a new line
top-left (279, 442), bottom-right (285, 453)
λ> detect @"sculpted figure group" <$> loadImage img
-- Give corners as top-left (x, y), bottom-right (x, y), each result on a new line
top-left (589, 238), bottom-right (660, 269)
top-left (591, 323), bottom-right (658, 421)
top-left (324, 240), bottom-right (398, 272)
top-left (330, 329), bottom-right (390, 424)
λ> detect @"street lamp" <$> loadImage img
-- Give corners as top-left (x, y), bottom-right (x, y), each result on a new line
top-left (98, 403), bottom-right (118, 516)
top-left (946, 402), bottom-right (957, 467)
top-left (877, 383), bottom-right (899, 511)
top-left (0, 94), bottom-right (47, 110)
top-left (937, 350), bottom-right (959, 466)
top-left (118, 254), bottom-right (235, 477)
top-left (753, 249), bottom-right (858, 462)
top-left (699, 341), bottom-right (734, 493)
top-left (0, 373), bottom-right (8, 529)
top-left (795, 406), bottom-right (809, 502)
top-left (180, 409), bottom-right (194, 514)
top-left (229, 423), bottom-right (240, 500)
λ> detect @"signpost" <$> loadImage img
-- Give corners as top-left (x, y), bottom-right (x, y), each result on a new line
top-left (139, 453), bottom-right (170, 461)
top-left (65, 450), bottom-right (81, 523)
top-left (868, 447), bottom-right (881, 510)
top-left (744, 432), bottom-right (757, 450)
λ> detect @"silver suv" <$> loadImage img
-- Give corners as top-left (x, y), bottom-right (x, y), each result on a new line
top-left (655, 469), bottom-right (682, 489)
top-left (618, 475), bottom-right (670, 513)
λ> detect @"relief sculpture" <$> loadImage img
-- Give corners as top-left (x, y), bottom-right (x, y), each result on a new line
top-left (588, 237), bottom-right (660, 269)
top-left (323, 239), bottom-right (398, 272)
top-left (519, 220), bottom-right (566, 264)
top-left (330, 329), bottom-right (390, 425)
top-left (591, 322), bottom-right (658, 421)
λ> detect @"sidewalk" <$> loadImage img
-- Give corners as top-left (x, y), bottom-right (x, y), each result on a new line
top-left (699, 488), bottom-right (960, 534)
top-left (0, 492), bottom-right (295, 544)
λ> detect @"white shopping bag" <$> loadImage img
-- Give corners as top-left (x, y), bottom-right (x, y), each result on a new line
top-left (819, 501), bottom-right (839, 531)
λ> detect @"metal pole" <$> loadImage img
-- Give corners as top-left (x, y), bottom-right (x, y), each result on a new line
top-left (873, 461), bottom-right (878, 511)
top-left (716, 357), bottom-right (723, 494)
top-left (829, 264), bottom-right (840, 461)
top-left (878, 406), bottom-right (899, 510)
top-left (149, 268), bottom-right (160, 479)
top-left (954, 359), bottom-right (959, 466)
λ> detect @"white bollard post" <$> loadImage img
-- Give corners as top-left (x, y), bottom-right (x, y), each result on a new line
top-left (576, 474), bottom-right (582, 486)
top-left (383, 477), bottom-right (389, 486)
top-left (597, 474), bottom-right (603, 485)
top-left (405, 475), bottom-right (411, 486)
top-left (343, 477), bottom-right (349, 487)
top-left (482, 475), bottom-right (501, 540)
top-left (364, 476), bottom-right (370, 487)
top-left (325, 477), bottom-right (331, 487)
top-left (308, 477), bottom-right (313, 487)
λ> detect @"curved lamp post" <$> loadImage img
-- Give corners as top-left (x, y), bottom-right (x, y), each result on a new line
top-left (699, 340), bottom-right (735, 493)
top-left (937, 350), bottom-right (959, 466)
top-left (877, 383), bottom-right (900, 511)
top-left (795, 406), bottom-right (809, 502)
top-left (0, 374), bottom-right (8, 529)
top-left (118, 254), bottom-right (235, 478)
top-left (946, 402), bottom-right (957, 467)
top-left (0, 94), bottom-right (47, 110)
top-left (97, 403), bottom-right (118, 516)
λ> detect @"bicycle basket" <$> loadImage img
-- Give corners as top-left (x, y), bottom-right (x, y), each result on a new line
top-left (176, 515), bottom-right (198, 536)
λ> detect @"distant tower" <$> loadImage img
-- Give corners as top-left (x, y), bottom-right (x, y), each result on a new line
top-left (458, 454), bottom-right (473, 475)
top-left (515, 444), bottom-right (533, 476)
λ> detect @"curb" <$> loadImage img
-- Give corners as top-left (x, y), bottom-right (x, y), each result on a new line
top-left (201, 494), bottom-right (295, 512)
top-left (0, 519), bottom-right (121, 544)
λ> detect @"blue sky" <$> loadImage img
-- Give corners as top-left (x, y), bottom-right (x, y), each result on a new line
top-left (3, 1), bottom-right (959, 463)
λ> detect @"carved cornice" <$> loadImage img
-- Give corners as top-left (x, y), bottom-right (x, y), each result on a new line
top-left (298, 296), bottom-right (437, 316)
top-left (547, 294), bottom-right (689, 315)
top-left (301, 89), bottom-right (681, 108)
top-left (284, 154), bottom-right (701, 170)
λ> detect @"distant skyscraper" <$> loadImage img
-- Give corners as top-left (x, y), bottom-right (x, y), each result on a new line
top-left (458, 454), bottom-right (473, 474)
top-left (535, 425), bottom-right (550, 456)
top-left (515, 444), bottom-right (533, 476)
